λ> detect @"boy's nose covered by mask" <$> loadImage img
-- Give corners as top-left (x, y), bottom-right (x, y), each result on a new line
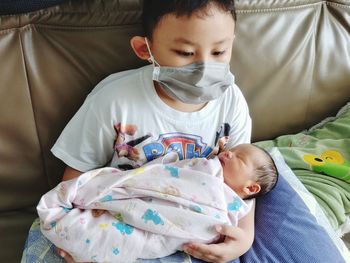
top-left (145, 38), bottom-right (235, 104)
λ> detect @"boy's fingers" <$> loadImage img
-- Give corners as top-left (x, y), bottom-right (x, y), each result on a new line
top-left (183, 244), bottom-right (225, 263)
top-left (56, 248), bottom-right (64, 257)
top-left (215, 224), bottom-right (240, 239)
top-left (56, 248), bottom-right (76, 263)
top-left (92, 209), bottom-right (105, 217)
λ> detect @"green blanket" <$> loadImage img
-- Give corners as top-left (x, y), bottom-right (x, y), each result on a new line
top-left (256, 103), bottom-right (350, 232)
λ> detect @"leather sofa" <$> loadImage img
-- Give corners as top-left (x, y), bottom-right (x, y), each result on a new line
top-left (0, 0), bottom-right (349, 262)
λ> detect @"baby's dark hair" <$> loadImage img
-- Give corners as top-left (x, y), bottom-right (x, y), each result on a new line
top-left (142, 0), bottom-right (237, 39)
top-left (245, 145), bottom-right (278, 200)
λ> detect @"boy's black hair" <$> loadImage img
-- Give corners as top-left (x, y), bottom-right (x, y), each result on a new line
top-left (142, 0), bottom-right (237, 39)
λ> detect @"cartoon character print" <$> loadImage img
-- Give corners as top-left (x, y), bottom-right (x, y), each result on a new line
top-left (303, 150), bottom-right (350, 182)
top-left (112, 221), bottom-right (134, 235)
top-left (143, 133), bottom-right (214, 161)
top-left (189, 204), bottom-right (203, 213)
top-left (162, 186), bottom-right (181, 197)
top-left (187, 158), bottom-right (199, 167)
top-left (113, 213), bottom-right (124, 222)
top-left (57, 183), bottom-right (68, 201)
top-left (294, 134), bottom-right (311, 147)
top-left (98, 223), bottom-right (109, 230)
top-left (62, 207), bottom-right (72, 213)
top-left (112, 123), bottom-right (230, 167)
top-left (54, 222), bottom-right (70, 241)
top-left (142, 209), bottom-right (164, 225)
top-left (100, 194), bottom-right (113, 202)
top-left (164, 165), bottom-right (179, 178)
top-left (130, 167), bottom-right (146, 176)
top-left (114, 123), bottom-right (152, 162)
top-left (227, 196), bottom-right (242, 211)
top-left (112, 247), bottom-right (120, 255)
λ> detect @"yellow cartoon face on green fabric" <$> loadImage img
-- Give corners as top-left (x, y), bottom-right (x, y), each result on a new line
top-left (303, 150), bottom-right (350, 182)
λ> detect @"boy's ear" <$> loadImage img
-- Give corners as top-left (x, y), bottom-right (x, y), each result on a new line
top-left (243, 183), bottom-right (261, 196)
top-left (130, 36), bottom-right (151, 61)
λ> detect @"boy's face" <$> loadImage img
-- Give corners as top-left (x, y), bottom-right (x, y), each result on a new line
top-left (149, 4), bottom-right (235, 67)
top-left (218, 144), bottom-right (267, 197)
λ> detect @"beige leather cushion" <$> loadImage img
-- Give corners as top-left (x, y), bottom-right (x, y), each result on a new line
top-left (0, 2), bottom-right (143, 260)
top-left (0, 1), bottom-right (144, 212)
top-left (232, 0), bottom-right (350, 140)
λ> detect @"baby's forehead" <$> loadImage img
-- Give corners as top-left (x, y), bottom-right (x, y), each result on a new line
top-left (230, 144), bottom-right (257, 153)
top-left (231, 144), bottom-right (268, 161)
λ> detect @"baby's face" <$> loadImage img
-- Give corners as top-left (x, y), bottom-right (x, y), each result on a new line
top-left (148, 3), bottom-right (235, 67)
top-left (218, 144), bottom-right (267, 196)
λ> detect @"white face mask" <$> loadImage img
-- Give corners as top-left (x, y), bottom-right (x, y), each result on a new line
top-left (145, 38), bottom-right (235, 104)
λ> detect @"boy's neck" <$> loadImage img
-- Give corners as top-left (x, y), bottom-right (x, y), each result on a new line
top-left (153, 81), bottom-right (206, 112)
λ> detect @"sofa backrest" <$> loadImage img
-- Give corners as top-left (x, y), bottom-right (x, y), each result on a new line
top-left (0, 0), bottom-right (349, 211)
top-left (232, 0), bottom-right (350, 140)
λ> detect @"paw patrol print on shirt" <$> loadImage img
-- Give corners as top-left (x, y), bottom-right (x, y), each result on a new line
top-left (114, 123), bottom-right (143, 161)
top-left (111, 124), bottom-right (231, 171)
top-left (143, 133), bottom-right (215, 161)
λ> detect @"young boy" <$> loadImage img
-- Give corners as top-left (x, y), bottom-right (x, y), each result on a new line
top-left (48, 0), bottom-right (254, 262)
top-left (38, 144), bottom-right (277, 262)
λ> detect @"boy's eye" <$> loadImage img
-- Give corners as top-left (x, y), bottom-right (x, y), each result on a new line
top-left (212, 50), bottom-right (226, 56)
top-left (175, 50), bottom-right (194, 57)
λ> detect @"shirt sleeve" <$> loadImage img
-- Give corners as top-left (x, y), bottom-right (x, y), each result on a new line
top-left (226, 85), bottom-right (252, 148)
top-left (51, 95), bottom-right (116, 172)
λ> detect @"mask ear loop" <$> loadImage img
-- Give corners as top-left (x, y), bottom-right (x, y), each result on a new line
top-left (144, 37), bottom-right (160, 67)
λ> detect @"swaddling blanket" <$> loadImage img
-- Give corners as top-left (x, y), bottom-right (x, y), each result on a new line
top-left (37, 153), bottom-right (251, 262)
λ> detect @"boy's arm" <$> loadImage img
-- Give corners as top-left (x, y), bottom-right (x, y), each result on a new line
top-left (62, 166), bottom-right (82, 181)
top-left (183, 200), bottom-right (255, 263)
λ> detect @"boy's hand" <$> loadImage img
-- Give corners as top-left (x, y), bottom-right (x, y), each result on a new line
top-left (183, 225), bottom-right (250, 263)
top-left (57, 248), bottom-right (78, 263)
top-left (91, 209), bottom-right (105, 217)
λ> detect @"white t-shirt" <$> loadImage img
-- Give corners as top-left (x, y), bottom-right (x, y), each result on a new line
top-left (51, 65), bottom-right (251, 172)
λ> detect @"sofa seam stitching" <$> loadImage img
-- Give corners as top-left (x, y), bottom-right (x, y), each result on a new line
top-left (236, 1), bottom-right (350, 14)
top-left (0, 23), bottom-right (140, 35)
top-left (0, 9), bottom-right (142, 18)
top-left (18, 28), bottom-right (51, 190)
top-left (304, 2), bottom-right (322, 129)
